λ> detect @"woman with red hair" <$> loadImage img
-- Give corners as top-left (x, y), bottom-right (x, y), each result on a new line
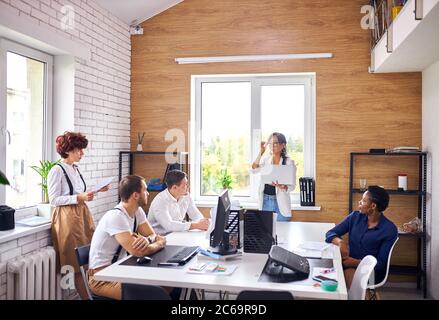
top-left (48, 131), bottom-right (109, 299)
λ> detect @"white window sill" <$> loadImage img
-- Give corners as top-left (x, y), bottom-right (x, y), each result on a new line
top-left (195, 200), bottom-right (321, 211)
top-left (0, 206), bottom-right (51, 244)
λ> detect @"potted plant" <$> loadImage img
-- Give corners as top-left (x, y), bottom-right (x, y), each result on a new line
top-left (218, 168), bottom-right (233, 191)
top-left (30, 160), bottom-right (60, 218)
top-left (0, 170), bottom-right (9, 185)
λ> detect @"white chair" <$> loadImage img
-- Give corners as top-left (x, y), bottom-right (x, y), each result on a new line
top-left (348, 255), bottom-right (377, 300)
top-left (367, 237), bottom-right (399, 299)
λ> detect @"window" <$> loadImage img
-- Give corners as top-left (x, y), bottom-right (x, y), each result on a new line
top-left (191, 73), bottom-right (315, 205)
top-left (0, 39), bottom-right (53, 208)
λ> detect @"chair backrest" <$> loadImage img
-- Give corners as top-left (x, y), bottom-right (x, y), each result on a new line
top-left (368, 237), bottom-right (399, 290)
top-left (237, 290), bottom-right (294, 300)
top-left (348, 255), bottom-right (377, 300)
top-left (121, 283), bottom-right (171, 300)
top-left (74, 244), bottom-right (93, 300)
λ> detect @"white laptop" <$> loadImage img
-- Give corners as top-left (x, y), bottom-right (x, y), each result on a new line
top-left (260, 164), bottom-right (295, 185)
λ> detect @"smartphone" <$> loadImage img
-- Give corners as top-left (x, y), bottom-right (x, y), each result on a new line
top-left (312, 275), bottom-right (337, 283)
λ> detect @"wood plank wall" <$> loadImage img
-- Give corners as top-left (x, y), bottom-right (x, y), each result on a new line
top-left (131, 0), bottom-right (422, 280)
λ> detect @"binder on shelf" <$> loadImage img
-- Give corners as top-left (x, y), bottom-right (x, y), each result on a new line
top-left (299, 177), bottom-right (315, 206)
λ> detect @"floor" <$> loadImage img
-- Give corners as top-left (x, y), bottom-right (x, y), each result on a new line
top-left (379, 287), bottom-right (427, 300)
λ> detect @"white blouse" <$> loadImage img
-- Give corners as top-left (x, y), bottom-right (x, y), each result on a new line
top-left (47, 163), bottom-right (87, 206)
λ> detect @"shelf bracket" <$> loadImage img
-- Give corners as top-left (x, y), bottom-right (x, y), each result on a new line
top-left (415, 0), bottom-right (423, 20)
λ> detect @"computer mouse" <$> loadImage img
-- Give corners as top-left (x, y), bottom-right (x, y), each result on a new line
top-left (136, 256), bottom-right (152, 264)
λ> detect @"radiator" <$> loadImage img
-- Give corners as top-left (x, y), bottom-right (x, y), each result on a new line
top-left (6, 247), bottom-right (61, 300)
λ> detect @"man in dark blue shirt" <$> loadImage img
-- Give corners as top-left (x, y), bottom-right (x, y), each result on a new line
top-left (326, 185), bottom-right (398, 289)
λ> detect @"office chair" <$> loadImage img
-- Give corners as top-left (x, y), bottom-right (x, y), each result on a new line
top-left (367, 237), bottom-right (399, 300)
top-left (348, 255), bottom-right (377, 300)
top-left (122, 283), bottom-right (171, 300)
top-left (236, 290), bottom-right (294, 300)
top-left (74, 244), bottom-right (114, 300)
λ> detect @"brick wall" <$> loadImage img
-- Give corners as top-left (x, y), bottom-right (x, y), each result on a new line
top-left (0, 0), bottom-right (131, 299)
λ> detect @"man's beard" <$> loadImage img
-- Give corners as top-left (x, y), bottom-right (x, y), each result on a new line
top-left (138, 197), bottom-right (147, 207)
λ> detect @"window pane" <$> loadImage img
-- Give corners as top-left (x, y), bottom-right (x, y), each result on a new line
top-left (200, 82), bottom-right (251, 197)
top-left (5, 52), bottom-right (45, 208)
top-left (261, 85), bottom-right (305, 193)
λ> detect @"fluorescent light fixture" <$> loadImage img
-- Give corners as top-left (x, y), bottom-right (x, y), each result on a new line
top-left (175, 53), bottom-right (333, 64)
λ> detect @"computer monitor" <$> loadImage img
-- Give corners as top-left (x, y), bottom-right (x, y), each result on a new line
top-left (209, 189), bottom-right (238, 255)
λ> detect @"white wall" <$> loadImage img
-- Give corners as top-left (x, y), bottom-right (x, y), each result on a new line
top-left (0, 0), bottom-right (131, 299)
top-left (423, 59), bottom-right (439, 299)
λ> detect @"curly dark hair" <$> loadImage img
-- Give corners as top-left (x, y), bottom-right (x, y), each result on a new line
top-left (56, 131), bottom-right (88, 158)
top-left (367, 185), bottom-right (390, 212)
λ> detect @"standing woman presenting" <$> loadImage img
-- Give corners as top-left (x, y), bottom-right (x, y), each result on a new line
top-left (251, 132), bottom-right (296, 221)
top-left (48, 132), bottom-right (108, 299)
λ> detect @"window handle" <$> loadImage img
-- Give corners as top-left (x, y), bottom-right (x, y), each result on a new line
top-left (2, 128), bottom-right (11, 145)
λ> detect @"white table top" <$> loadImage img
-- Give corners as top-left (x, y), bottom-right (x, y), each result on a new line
top-left (94, 221), bottom-right (348, 300)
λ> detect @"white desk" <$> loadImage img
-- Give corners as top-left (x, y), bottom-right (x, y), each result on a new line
top-left (94, 222), bottom-right (348, 300)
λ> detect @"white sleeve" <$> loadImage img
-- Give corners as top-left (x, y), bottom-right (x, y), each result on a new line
top-left (135, 207), bottom-right (148, 227)
top-left (149, 197), bottom-right (191, 232)
top-left (186, 195), bottom-right (204, 221)
top-left (106, 212), bottom-right (132, 236)
top-left (48, 166), bottom-right (78, 206)
top-left (286, 158), bottom-right (297, 192)
top-left (250, 156), bottom-right (268, 174)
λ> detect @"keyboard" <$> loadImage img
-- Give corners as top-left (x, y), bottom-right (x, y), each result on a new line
top-left (167, 246), bottom-right (200, 265)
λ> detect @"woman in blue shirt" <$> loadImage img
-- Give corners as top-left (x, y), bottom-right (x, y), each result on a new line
top-left (326, 185), bottom-right (398, 289)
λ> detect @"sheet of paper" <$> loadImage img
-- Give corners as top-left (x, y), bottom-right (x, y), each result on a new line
top-left (299, 241), bottom-right (330, 251)
top-left (16, 216), bottom-right (51, 227)
top-left (186, 264), bottom-right (237, 276)
top-left (292, 248), bottom-right (322, 259)
top-left (90, 177), bottom-right (113, 193)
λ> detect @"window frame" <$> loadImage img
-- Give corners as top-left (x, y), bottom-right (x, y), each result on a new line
top-left (0, 39), bottom-right (53, 206)
top-left (190, 72), bottom-right (316, 206)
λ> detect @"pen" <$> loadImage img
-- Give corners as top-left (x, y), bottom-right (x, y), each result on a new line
top-left (158, 262), bottom-right (179, 266)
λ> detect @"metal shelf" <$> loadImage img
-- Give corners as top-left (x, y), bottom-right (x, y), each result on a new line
top-left (390, 265), bottom-right (425, 276)
top-left (349, 151), bottom-right (427, 298)
top-left (351, 188), bottom-right (426, 196)
top-left (351, 152), bottom-right (426, 156)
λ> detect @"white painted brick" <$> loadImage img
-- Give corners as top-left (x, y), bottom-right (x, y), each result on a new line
top-left (0, 240), bottom-right (17, 253)
top-left (36, 230), bottom-right (51, 240)
top-left (22, 241), bottom-right (40, 255)
top-left (0, 247), bottom-right (22, 262)
top-left (17, 233), bottom-right (37, 246)
top-left (31, 7), bottom-right (49, 23)
top-left (22, 0), bottom-right (40, 9)
top-left (0, 284), bottom-right (6, 296)
top-left (39, 237), bottom-right (51, 247)
top-left (0, 262), bottom-right (6, 274)
top-left (1, 274), bottom-right (6, 285)
top-left (41, 3), bottom-right (57, 19)
top-left (13, 0), bottom-right (32, 14)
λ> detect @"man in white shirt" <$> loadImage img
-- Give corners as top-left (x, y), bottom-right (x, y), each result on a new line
top-left (148, 170), bottom-right (210, 235)
top-left (88, 175), bottom-right (166, 300)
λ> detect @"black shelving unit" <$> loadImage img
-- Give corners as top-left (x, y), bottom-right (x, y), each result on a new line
top-left (349, 152), bottom-right (427, 298)
top-left (118, 151), bottom-right (189, 198)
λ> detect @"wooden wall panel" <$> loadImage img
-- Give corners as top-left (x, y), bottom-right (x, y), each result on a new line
top-left (130, 0), bottom-right (422, 279)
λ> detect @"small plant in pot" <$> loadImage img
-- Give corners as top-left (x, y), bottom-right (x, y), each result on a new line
top-left (218, 168), bottom-right (233, 191)
top-left (30, 160), bottom-right (60, 218)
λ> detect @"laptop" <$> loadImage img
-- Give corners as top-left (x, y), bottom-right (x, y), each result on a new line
top-left (260, 164), bottom-right (295, 185)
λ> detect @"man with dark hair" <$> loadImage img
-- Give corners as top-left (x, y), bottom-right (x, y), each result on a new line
top-left (325, 185), bottom-right (397, 289)
top-left (88, 175), bottom-right (166, 300)
top-left (148, 170), bottom-right (210, 235)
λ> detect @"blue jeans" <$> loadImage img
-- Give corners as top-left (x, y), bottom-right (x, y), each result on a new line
top-left (262, 194), bottom-right (291, 222)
